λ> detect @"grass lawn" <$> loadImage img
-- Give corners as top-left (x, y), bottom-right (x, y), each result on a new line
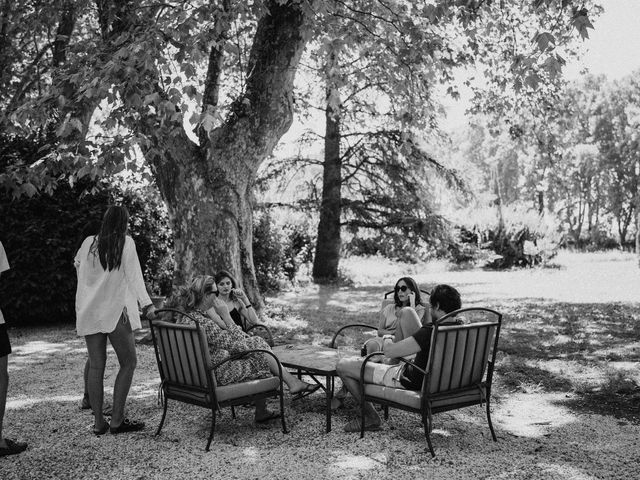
top-left (2, 251), bottom-right (639, 479)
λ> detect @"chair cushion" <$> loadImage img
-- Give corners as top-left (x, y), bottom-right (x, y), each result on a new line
top-left (365, 384), bottom-right (487, 411)
top-left (216, 376), bottom-right (280, 402)
top-left (166, 377), bottom-right (280, 405)
top-left (365, 384), bottom-right (422, 409)
top-left (165, 385), bottom-right (211, 406)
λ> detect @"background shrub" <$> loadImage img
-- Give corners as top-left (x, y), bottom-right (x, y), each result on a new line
top-left (450, 204), bottom-right (563, 269)
top-left (252, 208), bottom-right (315, 292)
top-left (0, 176), bottom-right (173, 326)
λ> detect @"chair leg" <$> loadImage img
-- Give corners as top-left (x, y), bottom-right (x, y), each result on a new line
top-left (155, 397), bottom-right (169, 436)
top-left (485, 398), bottom-right (497, 442)
top-left (384, 405), bottom-right (389, 420)
top-left (279, 389), bottom-right (288, 434)
top-left (423, 409), bottom-right (435, 458)
top-left (231, 406), bottom-right (236, 419)
top-left (206, 407), bottom-right (216, 451)
top-left (360, 398), bottom-right (366, 439)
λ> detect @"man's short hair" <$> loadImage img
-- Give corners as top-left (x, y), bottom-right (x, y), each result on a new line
top-left (429, 284), bottom-right (461, 314)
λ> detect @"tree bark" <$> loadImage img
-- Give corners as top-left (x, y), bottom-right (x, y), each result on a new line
top-left (147, 1), bottom-right (310, 303)
top-left (312, 48), bottom-right (342, 283)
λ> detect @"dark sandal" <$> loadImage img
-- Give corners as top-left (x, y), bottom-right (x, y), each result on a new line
top-left (255, 411), bottom-right (281, 424)
top-left (109, 418), bottom-right (145, 434)
top-left (0, 439), bottom-right (28, 457)
top-left (291, 383), bottom-right (321, 401)
top-left (92, 423), bottom-right (110, 436)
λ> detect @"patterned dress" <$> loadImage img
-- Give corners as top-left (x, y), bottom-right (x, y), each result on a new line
top-left (177, 309), bottom-right (271, 386)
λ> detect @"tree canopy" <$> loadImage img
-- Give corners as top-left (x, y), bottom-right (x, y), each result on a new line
top-left (0, 0), bottom-right (598, 296)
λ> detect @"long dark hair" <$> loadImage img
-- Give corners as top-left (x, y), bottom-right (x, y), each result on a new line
top-left (75, 219), bottom-right (101, 254)
top-left (393, 276), bottom-right (422, 307)
top-left (90, 206), bottom-right (129, 271)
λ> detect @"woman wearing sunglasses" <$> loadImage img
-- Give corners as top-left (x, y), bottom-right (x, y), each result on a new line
top-left (332, 277), bottom-right (426, 410)
top-left (364, 277), bottom-right (427, 356)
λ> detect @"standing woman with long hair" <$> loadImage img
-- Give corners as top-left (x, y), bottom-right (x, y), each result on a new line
top-left (75, 206), bottom-right (156, 435)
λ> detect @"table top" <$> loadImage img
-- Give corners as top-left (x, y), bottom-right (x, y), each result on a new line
top-left (272, 344), bottom-right (359, 375)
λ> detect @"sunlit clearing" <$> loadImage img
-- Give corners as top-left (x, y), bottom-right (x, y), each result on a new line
top-left (128, 381), bottom-right (161, 400)
top-left (13, 341), bottom-right (68, 355)
top-left (242, 447), bottom-right (259, 463)
top-left (499, 393), bottom-right (576, 437)
top-left (332, 454), bottom-right (382, 470)
top-left (7, 394), bottom-right (79, 409)
top-left (265, 314), bottom-right (308, 331)
top-left (538, 462), bottom-right (600, 479)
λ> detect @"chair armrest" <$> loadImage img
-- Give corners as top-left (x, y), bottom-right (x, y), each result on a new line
top-left (330, 324), bottom-right (377, 348)
top-left (397, 357), bottom-right (426, 375)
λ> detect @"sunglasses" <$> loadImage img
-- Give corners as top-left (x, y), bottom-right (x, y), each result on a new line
top-left (395, 285), bottom-right (411, 292)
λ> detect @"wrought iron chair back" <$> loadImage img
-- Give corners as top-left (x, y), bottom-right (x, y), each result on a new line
top-left (358, 307), bottom-right (502, 457)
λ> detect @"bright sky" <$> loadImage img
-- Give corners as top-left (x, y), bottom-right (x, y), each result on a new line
top-left (443, 0), bottom-right (640, 130)
top-left (564, 0), bottom-right (640, 80)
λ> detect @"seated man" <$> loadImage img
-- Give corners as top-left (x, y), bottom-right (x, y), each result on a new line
top-left (336, 284), bottom-right (462, 432)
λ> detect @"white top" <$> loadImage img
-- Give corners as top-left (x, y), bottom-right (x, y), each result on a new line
top-left (0, 241), bottom-right (9, 325)
top-left (74, 235), bottom-right (151, 336)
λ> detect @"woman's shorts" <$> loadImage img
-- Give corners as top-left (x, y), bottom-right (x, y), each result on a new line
top-left (0, 324), bottom-right (12, 358)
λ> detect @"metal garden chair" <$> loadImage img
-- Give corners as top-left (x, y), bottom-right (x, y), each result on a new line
top-left (357, 307), bottom-right (502, 457)
top-left (149, 308), bottom-right (287, 451)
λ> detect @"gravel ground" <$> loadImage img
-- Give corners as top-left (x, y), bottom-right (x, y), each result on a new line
top-left (3, 252), bottom-right (639, 479)
top-left (1, 329), bottom-right (638, 480)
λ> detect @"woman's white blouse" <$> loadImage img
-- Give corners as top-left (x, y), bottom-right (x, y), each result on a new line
top-left (74, 235), bottom-right (151, 336)
top-left (0, 241), bottom-right (9, 325)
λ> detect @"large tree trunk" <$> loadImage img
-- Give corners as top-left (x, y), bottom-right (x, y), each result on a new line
top-left (148, 1), bottom-right (309, 304)
top-left (313, 48), bottom-right (342, 283)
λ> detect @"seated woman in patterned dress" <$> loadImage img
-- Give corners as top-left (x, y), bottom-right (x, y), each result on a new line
top-left (167, 275), bottom-right (320, 422)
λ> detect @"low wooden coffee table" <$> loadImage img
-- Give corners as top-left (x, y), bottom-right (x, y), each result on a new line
top-left (273, 344), bottom-right (347, 433)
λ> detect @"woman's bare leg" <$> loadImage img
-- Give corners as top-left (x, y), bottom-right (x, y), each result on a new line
top-left (394, 307), bottom-right (422, 342)
top-left (263, 354), bottom-right (310, 393)
top-left (336, 357), bottom-right (381, 425)
top-left (85, 333), bottom-right (108, 430)
top-left (106, 315), bottom-right (137, 428)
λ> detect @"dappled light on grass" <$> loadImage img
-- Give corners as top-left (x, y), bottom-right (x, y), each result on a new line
top-left (330, 453), bottom-right (385, 471)
top-left (13, 340), bottom-right (71, 355)
top-left (10, 340), bottom-right (85, 371)
top-left (537, 463), bottom-right (600, 480)
top-left (241, 447), bottom-right (259, 463)
top-left (6, 394), bottom-right (79, 410)
top-left (498, 393), bottom-right (576, 437)
top-left (128, 379), bottom-right (162, 401)
top-left (263, 310), bottom-right (308, 331)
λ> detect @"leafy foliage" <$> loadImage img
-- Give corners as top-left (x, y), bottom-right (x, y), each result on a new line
top-left (252, 208), bottom-right (315, 293)
top-left (0, 0), bottom-right (601, 294)
top-left (0, 134), bottom-right (173, 325)
top-left (449, 203), bottom-right (562, 268)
